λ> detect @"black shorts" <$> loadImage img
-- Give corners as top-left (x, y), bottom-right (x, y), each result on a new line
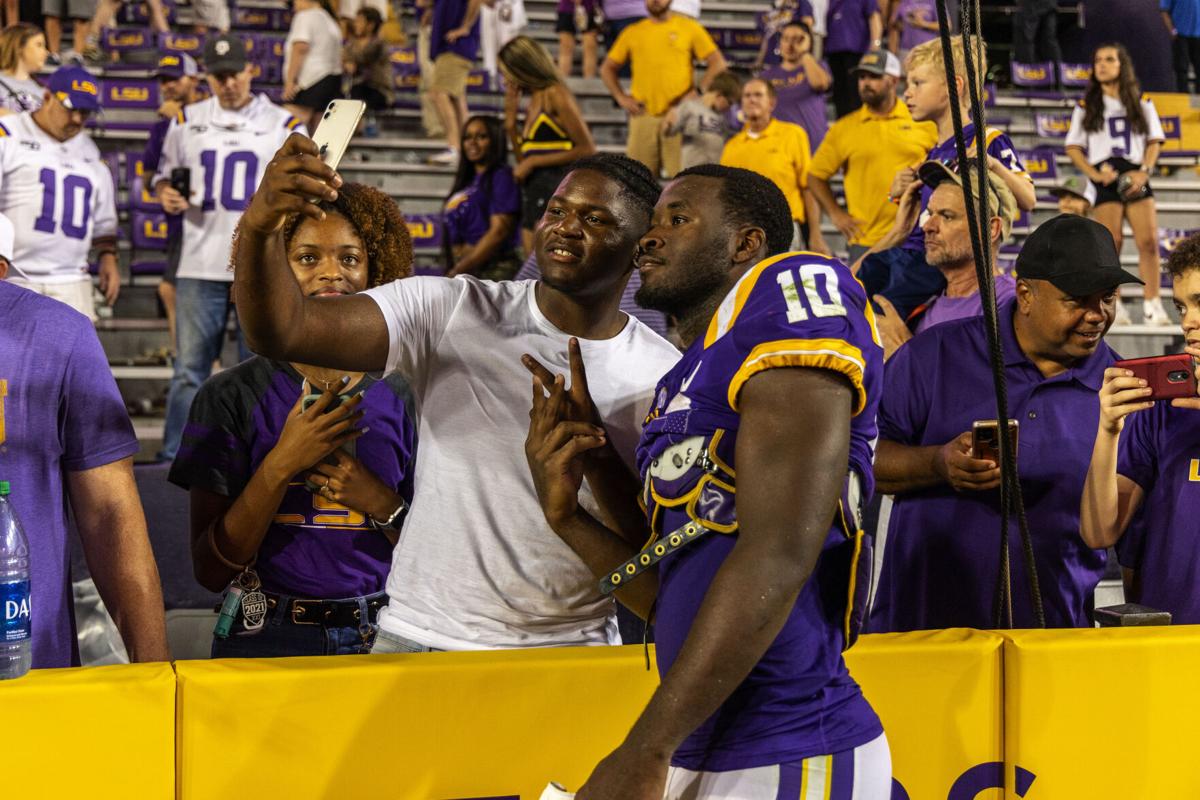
top-left (1092, 157), bottom-right (1155, 206)
top-left (521, 165), bottom-right (569, 231)
top-left (350, 84), bottom-right (389, 112)
top-left (291, 74), bottom-right (343, 114)
top-left (556, 9), bottom-right (599, 34)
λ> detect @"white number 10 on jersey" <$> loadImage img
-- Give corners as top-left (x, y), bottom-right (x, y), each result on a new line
top-left (776, 263), bottom-right (846, 322)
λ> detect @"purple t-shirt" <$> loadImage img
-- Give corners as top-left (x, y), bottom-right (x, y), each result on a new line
top-left (443, 167), bottom-right (521, 250)
top-left (870, 299), bottom-right (1115, 632)
top-left (169, 358), bottom-right (416, 599)
top-left (912, 273), bottom-right (1016, 334)
top-left (431, 0), bottom-right (480, 60)
top-left (755, 0), bottom-right (815, 66)
top-left (760, 62), bottom-right (829, 148)
top-left (637, 253), bottom-right (883, 771)
top-left (515, 253), bottom-right (669, 338)
top-left (894, 0), bottom-right (938, 52)
top-left (824, 0), bottom-right (876, 54)
top-left (0, 282), bottom-right (139, 668)
top-left (903, 123), bottom-right (1028, 251)
top-left (602, 0), bottom-right (647, 19)
top-left (1115, 400), bottom-right (1200, 623)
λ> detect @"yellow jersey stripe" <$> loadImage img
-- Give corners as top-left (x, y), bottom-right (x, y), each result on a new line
top-left (285, 116), bottom-right (302, 130)
top-left (0, 123), bottom-right (9, 138)
top-left (727, 338), bottom-right (868, 415)
top-left (702, 251), bottom-right (829, 349)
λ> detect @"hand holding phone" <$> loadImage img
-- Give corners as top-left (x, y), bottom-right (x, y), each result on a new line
top-left (1113, 354), bottom-right (1197, 401)
top-left (971, 419), bottom-right (1019, 465)
top-left (311, 99), bottom-right (366, 174)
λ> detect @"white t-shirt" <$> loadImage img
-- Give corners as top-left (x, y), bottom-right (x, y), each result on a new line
top-left (286, 7), bottom-right (344, 90)
top-left (153, 95), bottom-right (306, 282)
top-left (0, 113), bottom-right (117, 282)
top-left (1065, 94), bottom-right (1166, 165)
top-left (364, 277), bottom-right (681, 650)
top-left (672, 0), bottom-right (700, 17)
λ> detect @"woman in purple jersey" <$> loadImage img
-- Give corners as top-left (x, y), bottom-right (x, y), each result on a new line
top-left (758, 21), bottom-right (831, 148)
top-left (169, 184), bottom-right (418, 658)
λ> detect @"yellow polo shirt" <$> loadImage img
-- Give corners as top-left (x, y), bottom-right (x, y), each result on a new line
top-left (720, 118), bottom-right (812, 223)
top-left (606, 14), bottom-right (718, 117)
top-left (809, 101), bottom-right (938, 246)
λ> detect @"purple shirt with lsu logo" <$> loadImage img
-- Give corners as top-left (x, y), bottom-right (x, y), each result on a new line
top-left (1116, 400), bottom-right (1200, 624)
top-left (636, 252), bottom-right (884, 771)
top-left (760, 61), bottom-right (830, 148)
top-left (169, 357), bottom-right (417, 599)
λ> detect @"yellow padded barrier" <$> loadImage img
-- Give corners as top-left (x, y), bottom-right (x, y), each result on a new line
top-left (1005, 626), bottom-right (1200, 799)
top-left (848, 629), bottom-right (1006, 800)
top-left (0, 662), bottom-right (175, 798)
top-left (176, 647), bottom-right (660, 799)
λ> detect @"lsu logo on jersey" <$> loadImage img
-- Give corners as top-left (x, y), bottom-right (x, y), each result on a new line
top-left (1189, 459), bottom-right (1200, 482)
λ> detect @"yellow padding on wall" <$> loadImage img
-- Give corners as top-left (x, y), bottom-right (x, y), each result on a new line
top-left (176, 647), bottom-right (660, 799)
top-left (848, 629), bottom-right (1005, 800)
top-left (0, 662), bottom-right (175, 798)
top-left (1005, 626), bottom-right (1200, 799)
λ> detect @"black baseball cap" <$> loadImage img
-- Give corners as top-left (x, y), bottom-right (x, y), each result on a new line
top-left (1015, 214), bottom-right (1143, 296)
top-left (204, 34), bottom-right (248, 74)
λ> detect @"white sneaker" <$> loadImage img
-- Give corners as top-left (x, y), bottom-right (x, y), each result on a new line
top-left (427, 147), bottom-right (459, 166)
top-left (1143, 297), bottom-right (1173, 326)
top-left (1113, 298), bottom-right (1132, 326)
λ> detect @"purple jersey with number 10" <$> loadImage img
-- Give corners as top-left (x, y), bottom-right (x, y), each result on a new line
top-left (636, 252), bottom-right (885, 771)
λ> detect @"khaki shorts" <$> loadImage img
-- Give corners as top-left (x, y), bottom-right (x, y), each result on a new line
top-left (8, 276), bottom-right (96, 321)
top-left (430, 52), bottom-right (471, 96)
top-left (626, 112), bottom-right (682, 179)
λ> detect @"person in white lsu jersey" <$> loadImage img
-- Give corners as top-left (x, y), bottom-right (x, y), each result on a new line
top-left (153, 34), bottom-right (308, 461)
top-left (0, 65), bottom-right (119, 321)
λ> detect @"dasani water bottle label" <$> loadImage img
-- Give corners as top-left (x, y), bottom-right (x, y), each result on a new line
top-left (1, 579), bottom-right (30, 642)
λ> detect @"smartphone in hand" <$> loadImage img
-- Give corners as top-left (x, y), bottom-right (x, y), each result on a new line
top-left (311, 99), bottom-right (366, 173)
top-left (972, 419), bottom-right (1019, 464)
top-left (1114, 354), bottom-right (1198, 401)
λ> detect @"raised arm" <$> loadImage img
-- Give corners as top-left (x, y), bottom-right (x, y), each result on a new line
top-left (1079, 367), bottom-right (1150, 548)
top-left (575, 367), bottom-right (855, 796)
top-left (234, 134), bottom-right (390, 372)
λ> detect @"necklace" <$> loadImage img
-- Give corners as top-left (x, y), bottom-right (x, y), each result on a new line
top-left (293, 364), bottom-right (352, 393)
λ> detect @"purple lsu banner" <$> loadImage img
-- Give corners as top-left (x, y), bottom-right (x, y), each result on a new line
top-left (406, 214), bottom-right (442, 249)
top-left (1060, 62), bottom-right (1092, 88)
top-left (1011, 61), bottom-right (1056, 88)
top-left (131, 210), bottom-right (169, 250)
top-left (1035, 112), bottom-right (1072, 138)
top-left (103, 27), bottom-right (151, 53)
top-left (1161, 115), bottom-right (1182, 141)
top-left (1018, 147), bottom-right (1058, 181)
top-left (118, 1), bottom-right (174, 25)
top-left (126, 155), bottom-right (162, 212)
top-left (102, 78), bottom-right (158, 110)
top-left (389, 46), bottom-right (418, 75)
top-left (159, 31), bottom-right (204, 55)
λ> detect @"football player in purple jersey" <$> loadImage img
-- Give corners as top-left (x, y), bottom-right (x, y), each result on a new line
top-left (523, 164), bottom-right (891, 799)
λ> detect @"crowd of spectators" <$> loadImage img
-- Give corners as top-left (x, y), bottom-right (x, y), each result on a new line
top-left (3, 2), bottom-right (1200, 785)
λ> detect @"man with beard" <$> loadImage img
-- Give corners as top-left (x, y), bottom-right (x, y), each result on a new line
top-left (869, 214), bottom-right (1140, 632)
top-left (233, 141), bottom-right (681, 653)
top-left (870, 160), bottom-right (1018, 359)
top-left (807, 49), bottom-right (936, 264)
top-left (523, 163), bottom-right (890, 798)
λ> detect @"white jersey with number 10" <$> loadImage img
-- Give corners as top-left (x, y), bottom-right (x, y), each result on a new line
top-left (0, 113), bottom-right (117, 282)
top-left (153, 93), bottom-right (306, 283)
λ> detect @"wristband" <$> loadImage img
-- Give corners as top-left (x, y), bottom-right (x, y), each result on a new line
top-left (370, 499), bottom-right (408, 530)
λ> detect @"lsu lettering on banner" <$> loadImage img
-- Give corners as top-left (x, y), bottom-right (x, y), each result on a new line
top-left (1035, 112), bottom-right (1072, 139)
top-left (1011, 61), bottom-right (1055, 88)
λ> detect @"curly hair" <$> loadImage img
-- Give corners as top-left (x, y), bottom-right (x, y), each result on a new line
top-left (1166, 231), bottom-right (1200, 280)
top-left (279, 182), bottom-right (413, 287)
top-left (675, 164), bottom-right (794, 257)
top-left (569, 152), bottom-right (661, 223)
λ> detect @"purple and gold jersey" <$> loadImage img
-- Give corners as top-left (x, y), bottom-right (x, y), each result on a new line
top-left (169, 357), bottom-right (416, 600)
top-left (635, 252), bottom-right (885, 771)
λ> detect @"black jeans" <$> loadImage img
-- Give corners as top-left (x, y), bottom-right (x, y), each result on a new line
top-left (827, 50), bottom-right (864, 118)
top-left (1173, 35), bottom-right (1200, 93)
top-left (1013, 0), bottom-right (1062, 66)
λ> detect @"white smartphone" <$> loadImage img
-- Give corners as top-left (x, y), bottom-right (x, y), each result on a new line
top-left (311, 99), bottom-right (366, 172)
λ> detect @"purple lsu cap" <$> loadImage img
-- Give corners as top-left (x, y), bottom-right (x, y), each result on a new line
top-left (47, 65), bottom-right (101, 112)
top-left (157, 53), bottom-right (199, 79)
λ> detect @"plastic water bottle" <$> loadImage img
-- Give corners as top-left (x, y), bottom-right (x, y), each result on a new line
top-left (0, 481), bottom-right (32, 680)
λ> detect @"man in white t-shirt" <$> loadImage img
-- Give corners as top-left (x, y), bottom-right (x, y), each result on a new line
top-left (233, 145), bottom-right (681, 651)
top-left (154, 34), bottom-right (307, 460)
top-left (0, 66), bottom-right (119, 322)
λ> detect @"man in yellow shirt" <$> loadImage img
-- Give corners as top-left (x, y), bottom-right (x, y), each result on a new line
top-left (720, 77), bottom-right (829, 253)
top-left (601, 0), bottom-right (727, 178)
top-left (808, 50), bottom-right (937, 263)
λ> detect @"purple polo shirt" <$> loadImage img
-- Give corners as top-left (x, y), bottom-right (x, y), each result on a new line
top-left (431, 0), bottom-right (480, 61)
top-left (912, 274), bottom-right (1016, 334)
top-left (760, 61), bottom-right (829, 148)
top-left (443, 167), bottom-right (521, 250)
top-left (170, 357), bottom-right (417, 599)
top-left (823, 0), bottom-right (876, 54)
top-left (0, 282), bottom-right (140, 669)
top-left (869, 299), bottom-right (1115, 632)
top-left (902, 123), bottom-right (1027, 252)
top-left (1115, 400), bottom-right (1200, 623)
